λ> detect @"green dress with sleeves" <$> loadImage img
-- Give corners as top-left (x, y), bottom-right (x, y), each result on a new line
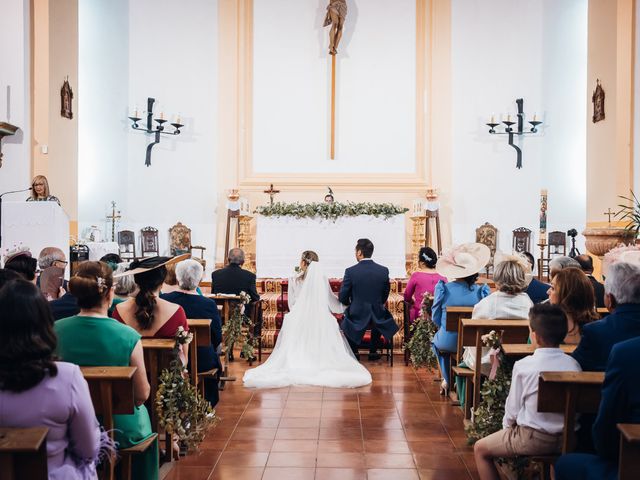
top-left (54, 315), bottom-right (158, 480)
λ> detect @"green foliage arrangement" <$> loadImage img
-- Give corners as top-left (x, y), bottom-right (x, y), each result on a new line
top-left (617, 191), bottom-right (640, 237)
top-left (156, 327), bottom-right (218, 451)
top-left (405, 294), bottom-right (438, 370)
top-left (222, 291), bottom-right (257, 361)
top-left (465, 330), bottom-right (529, 477)
top-left (255, 201), bottom-right (409, 221)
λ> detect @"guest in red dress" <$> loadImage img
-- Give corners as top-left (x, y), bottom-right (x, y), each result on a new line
top-left (112, 255), bottom-right (190, 364)
top-left (404, 247), bottom-right (447, 322)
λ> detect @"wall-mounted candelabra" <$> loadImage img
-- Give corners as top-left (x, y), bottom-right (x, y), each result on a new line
top-left (128, 97), bottom-right (183, 167)
top-left (486, 98), bottom-right (542, 169)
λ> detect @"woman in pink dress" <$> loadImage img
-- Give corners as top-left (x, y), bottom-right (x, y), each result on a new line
top-left (0, 279), bottom-right (105, 479)
top-left (404, 247), bottom-right (447, 321)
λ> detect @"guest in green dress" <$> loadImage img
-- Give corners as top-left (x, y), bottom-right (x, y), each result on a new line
top-left (54, 261), bottom-right (158, 480)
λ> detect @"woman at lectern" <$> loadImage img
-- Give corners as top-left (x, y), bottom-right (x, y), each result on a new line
top-left (27, 175), bottom-right (60, 205)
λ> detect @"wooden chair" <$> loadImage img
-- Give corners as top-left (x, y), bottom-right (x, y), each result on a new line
top-left (618, 423), bottom-right (640, 480)
top-left (70, 244), bottom-right (90, 276)
top-left (512, 227), bottom-right (532, 253)
top-left (169, 222), bottom-right (206, 269)
top-left (117, 230), bottom-right (136, 261)
top-left (457, 319), bottom-right (531, 419)
top-left (80, 366), bottom-right (157, 480)
top-left (539, 231), bottom-right (567, 280)
top-left (476, 222), bottom-right (498, 275)
top-left (140, 227), bottom-right (159, 257)
top-left (0, 427), bottom-right (48, 480)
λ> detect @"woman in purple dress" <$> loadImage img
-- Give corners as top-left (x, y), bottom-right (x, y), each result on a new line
top-left (0, 280), bottom-right (104, 479)
top-left (404, 247), bottom-right (447, 322)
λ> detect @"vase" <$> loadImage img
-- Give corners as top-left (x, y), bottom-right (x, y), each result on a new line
top-left (582, 227), bottom-right (635, 259)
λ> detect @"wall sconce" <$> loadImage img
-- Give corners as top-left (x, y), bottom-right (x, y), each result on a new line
top-left (486, 98), bottom-right (542, 169)
top-left (128, 97), bottom-right (183, 167)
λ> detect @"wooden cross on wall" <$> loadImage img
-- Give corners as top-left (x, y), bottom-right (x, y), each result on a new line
top-left (604, 208), bottom-right (614, 225)
top-left (264, 184), bottom-right (280, 206)
top-left (106, 201), bottom-right (121, 242)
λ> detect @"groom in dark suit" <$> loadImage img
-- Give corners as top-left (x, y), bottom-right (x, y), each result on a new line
top-left (339, 238), bottom-right (399, 360)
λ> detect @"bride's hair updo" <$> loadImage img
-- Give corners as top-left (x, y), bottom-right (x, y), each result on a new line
top-left (300, 251), bottom-right (319, 279)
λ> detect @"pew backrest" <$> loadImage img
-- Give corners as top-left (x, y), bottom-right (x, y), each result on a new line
top-left (0, 427), bottom-right (48, 480)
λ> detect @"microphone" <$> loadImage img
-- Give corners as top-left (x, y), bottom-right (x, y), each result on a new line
top-left (0, 187), bottom-right (32, 198)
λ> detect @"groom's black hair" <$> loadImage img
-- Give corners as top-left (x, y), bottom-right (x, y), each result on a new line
top-left (356, 238), bottom-right (374, 258)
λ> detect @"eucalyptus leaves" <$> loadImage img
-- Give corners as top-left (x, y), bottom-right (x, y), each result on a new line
top-left (156, 327), bottom-right (217, 451)
top-left (255, 201), bottom-right (408, 221)
top-left (405, 294), bottom-right (438, 370)
top-left (222, 291), bottom-right (257, 361)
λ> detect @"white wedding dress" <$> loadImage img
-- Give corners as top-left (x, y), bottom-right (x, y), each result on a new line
top-left (243, 262), bottom-right (372, 388)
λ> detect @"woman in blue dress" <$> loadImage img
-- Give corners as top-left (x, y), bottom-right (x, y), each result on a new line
top-left (431, 243), bottom-right (491, 394)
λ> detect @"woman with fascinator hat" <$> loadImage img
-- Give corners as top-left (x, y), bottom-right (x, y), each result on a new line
top-left (431, 243), bottom-right (491, 395)
top-left (404, 247), bottom-right (447, 322)
top-left (112, 255), bottom-right (191, 365)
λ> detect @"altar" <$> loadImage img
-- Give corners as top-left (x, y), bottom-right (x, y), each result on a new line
top-left (256, 214), bottom-right (406, 278)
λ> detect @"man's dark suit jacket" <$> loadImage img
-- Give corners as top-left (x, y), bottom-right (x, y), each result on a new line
top-left (211, 264), bottom-right (260, 318)
top-left (338, 259), bottom-right (399, 344)
top-left (572, 303), bottom-right (640, 371)
top-left (524, 278), bottom-right (550, 304)
top-left (555, 336), bottom-right (640, 479)
top-left (50, 292), bottom-right (80, 321)
top-left (587, 275), bottom-right (606, 308)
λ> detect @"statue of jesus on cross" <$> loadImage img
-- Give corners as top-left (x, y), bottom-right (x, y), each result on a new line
top-left (324, 0), bottom-right (347, 55)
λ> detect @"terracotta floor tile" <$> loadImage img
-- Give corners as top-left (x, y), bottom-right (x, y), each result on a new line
top-left (278, 417), bottom-right (321, 429)
top-left (163, 466), bottom-right (216, 480)
top-left (319, 427), bottom-right (362, 440)
top-left (367, 468), bottom-right (421, 480)
top-left (408, 440), bottom-right (457, 455)
top-left (316, 452), bottom-right (366, 468)
top-left (362, 428), bottom-right (407, 441)
top-left (361, 417), bottom-right (404, 429)
top-left (365, 440), bottom-right (412, 453)
top-left (224, 438), bottom-right (274, 452)
top-left (176, 449), bottom-right (221, 466)
top-left (365, 453), bottom-right (416, 469)
top-left (413, 454), bottom-right (465, 470)
top-left (232, 427), bottom-right (277, 440)
top-left (217, 451), bottom-right (270, 467)
top-left (320, 408), bottom-right (360, 418)
top-left (271, 439), bottom-right (318, 452)
top-left (282, 408), bottom-right (322, 418)
top-left (314, 467), bottom-right (368, 480)
top-left (285, 400), bottom-right (323, 409)
top-left (418, 468), bottom-right (471, 480)
top-left (209, 466), bottom-right (265, 480)
top-left (266, 451), bottom-right (317, 467)
top-left (287, 392), bottom-right (323, 400)
top-left (319, 417), bottom-right (361, 429)
top-left (237, 416), bottom-right (281, 428)
top-left (261, 467), bottom-right (316, 480)
top-left (242, 408), bottom-right (283, 418)
top-left (274, 428), bottom-right (319, 440)
top-left (317, 439), bottom-right (364, 453)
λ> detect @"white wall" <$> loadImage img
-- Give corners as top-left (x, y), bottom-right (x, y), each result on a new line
top-left (635, 0), bottom-right (640, 194)
top-left (252, 0), bottom-right (416, 173)
top-left (451, 0), bottom-right (587, 258)
top-left (0, 0), bottom-right (31, 197)
top-left (78, 0), bottom-right (129, 240)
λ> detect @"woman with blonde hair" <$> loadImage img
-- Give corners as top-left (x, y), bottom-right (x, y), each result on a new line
top-left (548, 267), bottom-right (599, 344)
top-left (27, 175), bottom-right (60, 205)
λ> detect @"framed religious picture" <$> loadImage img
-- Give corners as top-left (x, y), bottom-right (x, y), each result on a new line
top-left (592, 79), bottom-right (605, 123)
top-left (60, 77), bottom-right (73, 119)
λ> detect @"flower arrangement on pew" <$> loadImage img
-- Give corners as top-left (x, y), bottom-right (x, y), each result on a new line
top-left (156, 326), bottom-right (218, 451)
top-left (405, 293), bottom-right (438, 370)
top-left (465, 331), bottom-right (529, 476)
top-left (222, 291), bottom-right (257, 361)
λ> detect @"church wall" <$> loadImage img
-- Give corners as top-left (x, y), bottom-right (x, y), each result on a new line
top-left (78, 0), bottom-right (129, 241)
top-left (0, 0), bottom-right (31, 200)
top-left (450, 0), bottom-right (588, 259)
top-left (633, 0), bottom-right (640, 195)
top-left (125, 0), bottom-right (219, 272)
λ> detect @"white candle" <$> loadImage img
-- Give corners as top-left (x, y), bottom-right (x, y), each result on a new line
top-left (159, 111), bottom-right (165, 120)
top-left (533, 113), bottom-right (538, 122)
top-left (507, 114), bottom-right (512, 122)
top-left (490, 114), bottom-right (495, 123)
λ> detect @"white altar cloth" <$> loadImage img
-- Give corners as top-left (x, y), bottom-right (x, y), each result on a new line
top-left (1, 201), bottom-right (69, 275)
top-left (256, 215), bottom-right (406, 278)
top-left (84, 242), bottom-right (120, 261)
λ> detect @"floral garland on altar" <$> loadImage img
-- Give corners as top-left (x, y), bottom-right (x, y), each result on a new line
top-left (255, 201), bottom-right (409, 221)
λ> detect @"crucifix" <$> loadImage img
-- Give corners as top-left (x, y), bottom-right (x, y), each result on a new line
top-left (604, 208), bottom-right (614, 226)
top-left (263, 184), bottom-right (280, 206)
top-left (106, 201), bottom-right (121, 242)
top-left (324, 0), bottom-right (347, 160)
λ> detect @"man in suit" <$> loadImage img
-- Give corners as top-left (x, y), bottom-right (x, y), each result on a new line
top-left (555, 336), bottom-right (640, 479)
top-left (575, 254), bottom-right (606, 308)
top-left (572, 261), bottom-right (640, 371)
top-left (211, 248), bottom-right (261, 359)
top-left (339, 238), bottom-right (399, 361)
top-left (522, 251), bottom-right (550, 304)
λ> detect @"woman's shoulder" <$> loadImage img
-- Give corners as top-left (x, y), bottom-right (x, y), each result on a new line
top-left (51, 361), bottom-right (83, 383)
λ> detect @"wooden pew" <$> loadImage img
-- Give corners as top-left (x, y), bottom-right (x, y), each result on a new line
top-left (0, 427), bottom-right (48, 480)
top-left (458, 319), bottom-right (531, 419)
top-left (445, 306), bottom-right (474, 333)
top-left (208, 294), bottom-right (241, 325)
top-left (537, 371), bottom-right (604, 453)
top-left (81, 366), bottom-right (157, 480)
top-left (597, 307), bottom-right (609, 317)
top-left (502, 343), bottom-right (576, 360)
top-left (187, 318), bottom-right (212, 389)
top-left (618, 423), bottom-right (640, 480)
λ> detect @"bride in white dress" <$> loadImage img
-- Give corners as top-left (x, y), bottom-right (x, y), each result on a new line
top-left (243, 252), bottom-right (372, 389)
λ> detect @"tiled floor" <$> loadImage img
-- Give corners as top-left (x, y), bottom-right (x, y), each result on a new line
top-left (165, 357), bottom-right (479, 480)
